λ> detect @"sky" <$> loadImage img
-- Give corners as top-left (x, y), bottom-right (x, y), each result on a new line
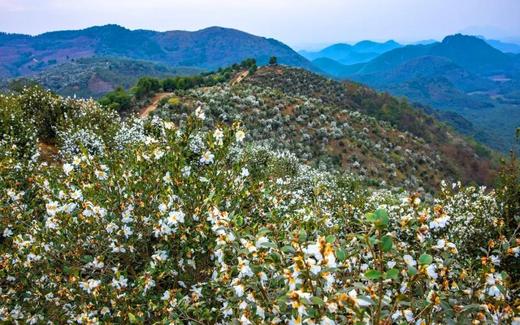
top-left (0, 0), bottom-right (519, 49)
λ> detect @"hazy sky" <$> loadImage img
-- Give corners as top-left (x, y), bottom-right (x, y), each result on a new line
top-left (1, 0), bottom-right (519, 49)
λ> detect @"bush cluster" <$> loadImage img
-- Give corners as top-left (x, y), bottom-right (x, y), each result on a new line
top-left (0, 91), bottom-right (518, 323)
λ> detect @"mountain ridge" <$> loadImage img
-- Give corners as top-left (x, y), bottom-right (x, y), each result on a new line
top-left (0, 24), bottom-right (316, 78)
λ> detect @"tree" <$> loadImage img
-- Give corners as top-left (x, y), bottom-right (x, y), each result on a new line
top-left (133, 77), bottom-right (161, 99)
top-left (99, 87), bottom-right (132, 113)
top-left (269, 56), bottom-right (278, 65)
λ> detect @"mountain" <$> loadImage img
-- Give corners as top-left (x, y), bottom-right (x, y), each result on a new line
top-left (1, 57), bottom-right (203, 98)
top-left (350, 34), bottom-right (517, 76)
top-left (299, 40), bottom-right (401, 65)
top-left (144, 65), bottom-right (496, 190)
top-left (315, 34), bottom-right (520, 152)
top-left (0, 25), bottom-right (315, 79)
top-left (485, 38), bottom-right (520, 53)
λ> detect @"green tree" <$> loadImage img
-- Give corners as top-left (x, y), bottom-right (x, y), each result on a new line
top-left (269, 56), bottom-right (278, 65)
top-left (99, 87), bottom-right (132, 113)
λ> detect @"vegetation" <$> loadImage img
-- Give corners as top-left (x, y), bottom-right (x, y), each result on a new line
top-left (98, 59), bottom-right (258, 114)
top-left (0, 57), bottom-right (203, 98)
top-left (0, 83), bottom-right (519, 323)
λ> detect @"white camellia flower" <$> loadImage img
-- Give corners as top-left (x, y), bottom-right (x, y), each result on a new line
top-left (403, 254), bottom-right (416, 267)
top-left (195, 106), bottom-right (205, 120)
top-left (235, 130), bottom-right (246, 142)
top-left (426, 264), bottom-right (438, 279)
top-left (233, 283), bottom-right (245, 297)
top-left (200, 150), bottom-right (215, 165)
top-left (63, 163), bottom-right (73, 175)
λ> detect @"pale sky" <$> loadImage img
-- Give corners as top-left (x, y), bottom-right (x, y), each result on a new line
top-left (0, 0), bottom-right (519, 49)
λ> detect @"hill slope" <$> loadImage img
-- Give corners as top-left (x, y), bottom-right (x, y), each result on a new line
top-left (148, 66), bottom-right (496, 190)
top-left (2, 57), bottom-right (203, 98)
top-left (316, 35), bottom-right (520, 152)
top-left (0, 25), bottom-right (315, 78)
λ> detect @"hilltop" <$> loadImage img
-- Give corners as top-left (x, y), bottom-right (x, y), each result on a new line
top-left (126, 65), bottom-right (496, 191)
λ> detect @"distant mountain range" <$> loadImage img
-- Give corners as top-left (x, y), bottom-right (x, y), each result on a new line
top-left (0, 24), bottom-right (315, 79)
top-left (1, 25), bottom-right (519, 152)
top-left (312, 34), bottom-right (520, 151)
top-left (299, 40), bottom-right (402, 65)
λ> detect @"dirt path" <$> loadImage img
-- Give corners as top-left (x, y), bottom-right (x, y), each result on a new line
top-left (231, 70), bottom-right (249, 86)
top-left (139, 92), bottom-right (172, 118)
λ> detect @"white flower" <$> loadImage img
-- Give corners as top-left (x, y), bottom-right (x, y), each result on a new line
top-left (162, 172), bottom-right (172, 184)
top-left (79, 279), bottom-right (101, 294)
top-left (348, 289), bottom-right (371, 307)
top-left (182, 166), bottom-right (191, 178)
top-left (161, 290), bottom-right (170, 301)
top-left (426, 264), bottom-right (438, 280)
top-left (303, 244), bottom-right (323, 261)
top-left (235, 130), bottom-right (246, 142)
top-left (122, 225), bottom-right (133, 238)
top-left (153, 148), bottom-right (165, 160)
top-left (3, 227), bottom-right (13, 237)
top-left (320, 316), bottom-right (335, 325)
top-left (404, 309), bottom-right (414, 322)
top-left (433, 239), bottom-right (446, 250)
top-left (233, 283), bottom-right (245, 297)
top-left (213, 128), bottom-right (224, 145)
top-left (241, 168), bottom-right (249, 177)
top-left (429, 215), bottom-right (450, 230)
top-left (167, 211), bottom-right (185, 225)
top-left (195, 106), bottom-right (205, 120)
top-left (255, 236), bottom-right (269, 248)
top-left (46, 201), bottom-right (59, 216)
top-left (152, 250), bottom-right (169, 263)
top-left (239, 314), bottom-right (252, 325)
top-left (111, 276), bottom-right (128, 289)
top-left (403, 255), bottom-right (416, 267)
top-left (95, 169), bottom-right (108, 180)
top-left (63, 163), bottom-right (73, 175)
top-left (200, 150), bottom-right (214, 165)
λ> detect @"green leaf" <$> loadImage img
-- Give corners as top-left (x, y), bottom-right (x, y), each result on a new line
top-left (374, 209), bottom-right (389, 227)
top-left (381, 235), bottom-right (393, 252)
top-left (385, 268), bottom-right (399, 280)
top-left (336, 248), bottom-right (347, 262)
top-left (298, 229), bottom-right (307, 242)
top-left (128, 313), bottom-right (138, 324)
top-left (419, 253), bottom-right (433, 265)
top-left (364, 269), bottom-right (382, 280)
top-left (365, 212), bottom-right (378, 223)
top-left (366, 209), bottom-right (389, 228)
top-left (407, 266), bottom-right (418, 276)
top-left (281, 245), bottom-right (295, 253)
top-left (326, 235), bottom-right (336, 243)
top-left (311, 296), bottom-right (324, 306)
top-left (261, 242), bottom-right (278, 249)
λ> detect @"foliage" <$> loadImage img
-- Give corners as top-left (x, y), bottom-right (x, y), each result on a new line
top-left (0, 90), bottom-right (519, 323)
top-left (98, 86), bottom-right (132, 112)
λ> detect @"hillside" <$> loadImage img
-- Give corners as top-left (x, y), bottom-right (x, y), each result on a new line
top-left (143, 66), bottom-right (496, 191)
top-left (1, 67), bottom-right (518, 324)
top-left (2, 57), bottom-right (203, 98)
top-left (316, 35), bottom-right (520, 152)
top-left (0, 25), bottom-right (315, 79)
top-left (299, 40), bottom-right (401, 65)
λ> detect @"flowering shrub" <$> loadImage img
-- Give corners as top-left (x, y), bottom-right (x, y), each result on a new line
top-left (0, 93), bottom-right (518, 324)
